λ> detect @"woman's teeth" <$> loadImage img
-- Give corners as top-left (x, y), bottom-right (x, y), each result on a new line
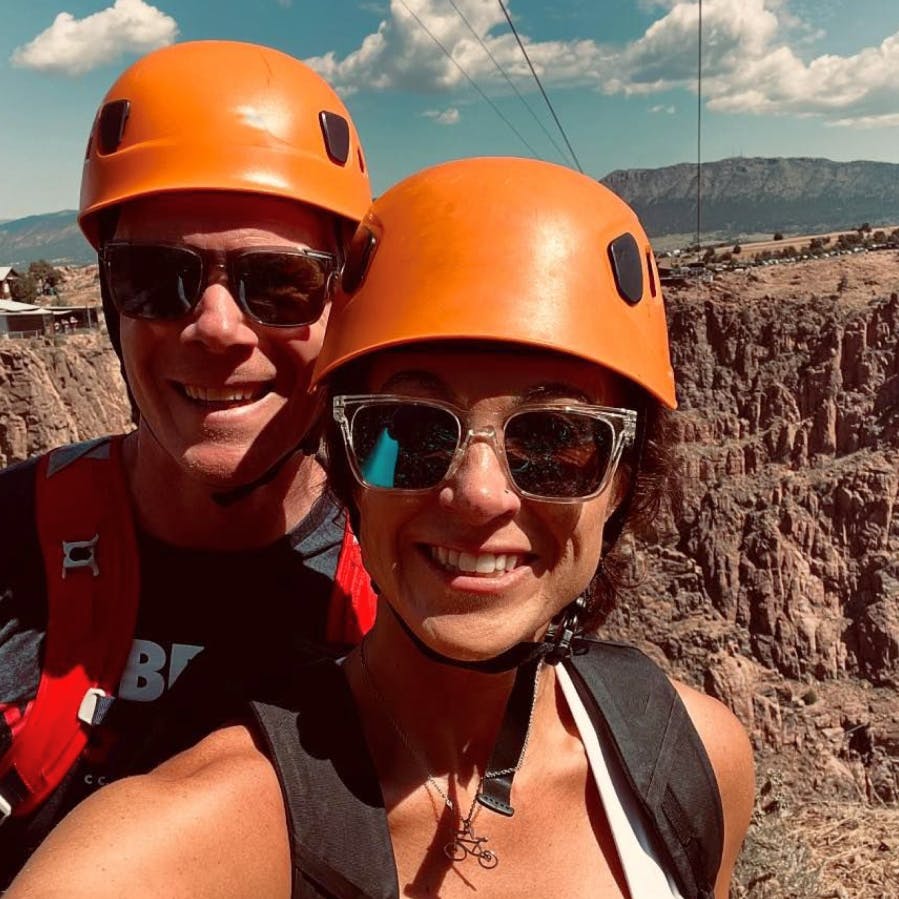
top-left (182, 385), bottom-right (260, 403)
top-left (430, 545), bottom-right (520, 575)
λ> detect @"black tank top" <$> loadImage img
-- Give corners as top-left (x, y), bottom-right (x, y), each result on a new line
top-left (250, 640), bottom-right (724, 899)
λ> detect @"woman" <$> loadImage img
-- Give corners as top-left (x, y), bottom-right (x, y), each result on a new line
top-left (8, 158), bottom-right (754, 899)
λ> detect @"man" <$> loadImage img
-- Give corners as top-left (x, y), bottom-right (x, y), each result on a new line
top-left (0, 40), bottom-right (374, 884)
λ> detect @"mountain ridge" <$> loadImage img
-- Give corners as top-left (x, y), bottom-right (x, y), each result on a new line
top-left (600, 156), bottom-right (899, 238)
top-left (3, 156), bottom-right (899, 265)
top-left (0, 209), bottom-right (90, 267)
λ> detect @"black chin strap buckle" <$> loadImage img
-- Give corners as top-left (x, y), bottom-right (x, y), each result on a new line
top-left (543, 597), bottom-right (587, 665)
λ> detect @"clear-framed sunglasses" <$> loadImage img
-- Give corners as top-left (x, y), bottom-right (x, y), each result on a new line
top-left (333, 394), bottom-right (638, 502)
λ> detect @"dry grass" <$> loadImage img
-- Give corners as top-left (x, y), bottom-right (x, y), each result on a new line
top-left (733, 774), bottom-right (899, 898)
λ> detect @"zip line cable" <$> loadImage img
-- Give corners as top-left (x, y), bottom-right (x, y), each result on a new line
top-left (445, 0), bottom-right (571, 165)
top-left (496, 0), bottom-right (584, 173)
top-left (396, 0), bottom-right (543, 159)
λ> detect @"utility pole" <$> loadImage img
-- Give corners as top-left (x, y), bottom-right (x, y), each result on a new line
top-left (696, 0), bottom-right (702, 255)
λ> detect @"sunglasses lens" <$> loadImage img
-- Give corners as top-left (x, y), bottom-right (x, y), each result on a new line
top-left (105, 244), bottom-right (201, 320)
top-left (504, 410), bottom-right (614, 498)
top-left (350, 402), bottom-right (460, 489)
top-left (236, 251), bottom-right (331, 326)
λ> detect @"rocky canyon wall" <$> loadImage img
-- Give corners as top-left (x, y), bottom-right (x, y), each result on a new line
top-left (603, 265), bottom-right (897, 810)
top-left (0, 333), bottom-right (132, 467)
top-left (634, 284), bottom-right (897, 682)
top-left (1, 264), bottom-right (896, 812)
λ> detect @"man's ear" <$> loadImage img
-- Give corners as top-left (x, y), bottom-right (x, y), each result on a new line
top-left (299, 386), bottom-right (329, 456)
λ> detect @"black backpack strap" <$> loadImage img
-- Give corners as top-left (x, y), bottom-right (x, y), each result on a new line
top-left (250, 661), bottom-right (399, 899)
top-left (567, 640), bottom-right (723, 899)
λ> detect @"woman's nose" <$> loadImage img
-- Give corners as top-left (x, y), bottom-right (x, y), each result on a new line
top-left (438, 437), bottom-right (520, 522)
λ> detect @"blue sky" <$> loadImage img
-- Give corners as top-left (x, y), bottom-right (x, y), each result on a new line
top-left (2, 0), bottom-right (898, 220)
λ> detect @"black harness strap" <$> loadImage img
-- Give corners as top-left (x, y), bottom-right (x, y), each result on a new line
top-left (477, 656), bottom-right (541, 817)
top-left (567, 640), bottom-right (723, 899)
top-left (251, 661), bottom-right (399, 899)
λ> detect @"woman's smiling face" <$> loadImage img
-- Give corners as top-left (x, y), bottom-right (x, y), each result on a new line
top-left (354, 348), bottom-right (629, 662)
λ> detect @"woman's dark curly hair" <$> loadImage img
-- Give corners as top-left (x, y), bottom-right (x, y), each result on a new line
top-left (321, 347), bottom-right (678, 633)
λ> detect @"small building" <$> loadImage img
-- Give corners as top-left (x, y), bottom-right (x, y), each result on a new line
top-left (0, 299), bottom-right (53, 337)
top-left (0, 266), bottom-right (21, 299)
top-left (47, 305), bottom-right (101, 331)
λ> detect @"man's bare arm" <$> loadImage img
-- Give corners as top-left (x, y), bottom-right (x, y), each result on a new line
top-left (7, 725), bottom-right (291, 899)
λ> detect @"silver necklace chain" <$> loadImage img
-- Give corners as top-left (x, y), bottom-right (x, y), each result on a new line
top-left (358, 638), bottom-right (544, 868)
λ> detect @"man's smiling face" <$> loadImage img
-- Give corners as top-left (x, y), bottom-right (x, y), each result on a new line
top-left (115, 191), bottom-right (335, 488)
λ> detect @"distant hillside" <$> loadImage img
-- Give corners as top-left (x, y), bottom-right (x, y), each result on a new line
top-left (0, 210), bottom-right (93, 266)
top-left (4, 157), bottom-right (899, 261)
top-left (602, 157), bottom-right (899, 239)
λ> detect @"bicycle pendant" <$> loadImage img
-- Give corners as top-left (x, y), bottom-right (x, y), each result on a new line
top-left (444, 819), bottom-right (499, 869)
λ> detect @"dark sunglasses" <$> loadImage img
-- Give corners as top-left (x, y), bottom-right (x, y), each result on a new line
top-left (333, 394), bottom-right (638, 502)
top-left (101, 241), bottom-right (338, 327)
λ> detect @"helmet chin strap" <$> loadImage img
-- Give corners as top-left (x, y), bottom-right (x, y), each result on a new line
top-left (210, 433), bottom-right (320, 507)
top-left (382, 597), bottom-right (588, 819)
top-left (384, 596), bottom-right (588, 673)
top-left (126, 397), bottom-right (322, 509)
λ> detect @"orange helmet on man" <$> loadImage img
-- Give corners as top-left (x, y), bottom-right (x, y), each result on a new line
top-left (79, 40), bottom-right (370, 248)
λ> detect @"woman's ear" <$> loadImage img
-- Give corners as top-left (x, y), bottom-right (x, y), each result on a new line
top-left (607, 460), bottom-right (634, 519)
top-left (599, 463), bottom-right (635, 557)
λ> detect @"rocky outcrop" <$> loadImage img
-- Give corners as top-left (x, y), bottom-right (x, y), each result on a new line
top-left (0, 333), bottom-right (131, 466)
top-left (604, 272), bottom-right (898, 807)
top-left (675, 286), bottom-right (895, 681)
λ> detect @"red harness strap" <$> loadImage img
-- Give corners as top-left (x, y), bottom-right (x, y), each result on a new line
top-left (0, 439), bottom-right (376, 821)
top-left (327, 520), bottom-right (378, 645)
top-left (0, 436), bottom-right (139, 819)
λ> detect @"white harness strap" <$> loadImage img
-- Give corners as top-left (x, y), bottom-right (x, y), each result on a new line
top-left (557, 664), bottom-right (684, 899)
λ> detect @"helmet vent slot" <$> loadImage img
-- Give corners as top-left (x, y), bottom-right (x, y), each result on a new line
top-left (97, 100), bottom-right (130, 155)
top-left (319, 111), bottom-right (350, 165)
top-left (342, 227), bottom-right (378, 293)
top-left (645, 249), bottom-right (657, 298)
top-left (607, 233), bottom-right (643, 305)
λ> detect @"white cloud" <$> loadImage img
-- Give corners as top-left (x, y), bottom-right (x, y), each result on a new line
top-left (306, 0), bottom-right (604, 95)
top-left (828, 112), bottom-right (899, 130)
top-left (306, 0), bottom-right (899, 126)
top-left (650, 104), bottom-right (676, 114)
top-left (603, 0), bottom-right (899, 126)
top-left (10, 0), bottom-right (178, 76)
top-left (423, 106), bottom-right (460, 124)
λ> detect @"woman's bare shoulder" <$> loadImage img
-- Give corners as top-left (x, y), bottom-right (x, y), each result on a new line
top-left (672, 678), bottom-right (756, 899)
top-left (7, 725), bottom-right (291, 899)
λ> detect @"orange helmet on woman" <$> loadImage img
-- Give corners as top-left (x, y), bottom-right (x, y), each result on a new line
top-left (313, 157), bottom-right (675, 408)
top-left (79, 40), bottom-right (370, 247)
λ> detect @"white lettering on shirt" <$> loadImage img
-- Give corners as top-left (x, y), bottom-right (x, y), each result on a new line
top-left (117, 639), bottom-right (205, 702)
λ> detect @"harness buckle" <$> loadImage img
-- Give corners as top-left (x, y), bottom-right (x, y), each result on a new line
top-left (62, 534), bottom-right (100, 578)
top-left (77, 688), bottom-right (113, 726)
top-left (544, 596), bottom-right (587, 664)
